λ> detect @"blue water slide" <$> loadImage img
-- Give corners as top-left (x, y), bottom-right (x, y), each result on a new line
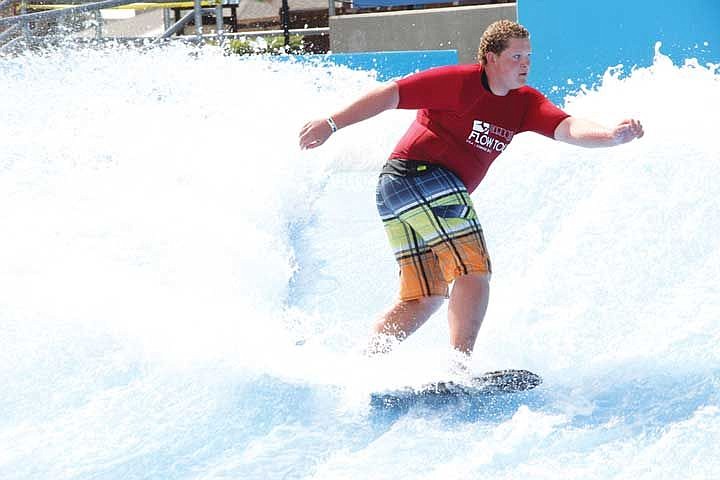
top-left (518, 0), bottom-right (720, 103)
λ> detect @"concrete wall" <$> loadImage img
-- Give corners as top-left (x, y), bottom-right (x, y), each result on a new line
top-left (329, 4), bottom-right (516, 65)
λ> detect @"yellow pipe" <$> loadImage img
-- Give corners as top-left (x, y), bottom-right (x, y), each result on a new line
top-left (27, 1), bottom-right (219, 10)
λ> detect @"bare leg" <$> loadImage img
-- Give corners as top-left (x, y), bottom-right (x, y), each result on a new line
top-left (367, 296), bottom-right (444, 354)
top-left (447, 273), bottom-right (490, 355)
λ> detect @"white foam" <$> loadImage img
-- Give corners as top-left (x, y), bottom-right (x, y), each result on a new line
top-left (1, 43), bottom-right (718, 479)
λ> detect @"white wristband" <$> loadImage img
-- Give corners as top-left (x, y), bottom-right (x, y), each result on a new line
top-left (327, 117), bottom-right (338, 133)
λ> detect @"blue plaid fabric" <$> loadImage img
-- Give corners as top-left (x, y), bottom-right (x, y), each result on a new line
top-left (376, 163), bottom-right (491, 300)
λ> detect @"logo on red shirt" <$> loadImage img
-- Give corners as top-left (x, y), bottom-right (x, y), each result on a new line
top-left (467, 120), bottom-right (515, 153)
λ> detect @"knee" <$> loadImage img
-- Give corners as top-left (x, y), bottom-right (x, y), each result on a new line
top-left (451, 272), bottom-right (490, 299)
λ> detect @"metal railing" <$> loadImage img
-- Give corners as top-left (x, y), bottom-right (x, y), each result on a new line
top-left (0, 0), bottom-right (330, 51)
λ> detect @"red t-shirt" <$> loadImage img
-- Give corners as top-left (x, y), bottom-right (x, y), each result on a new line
top-left (393, 64), bottom-right (569, 192)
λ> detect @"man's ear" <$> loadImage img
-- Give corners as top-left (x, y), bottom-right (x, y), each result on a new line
top-left (485, 52), bottom-right (497, 65)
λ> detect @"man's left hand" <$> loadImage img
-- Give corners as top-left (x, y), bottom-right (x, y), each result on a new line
top-left (612, 118), bottom-right (644, 145)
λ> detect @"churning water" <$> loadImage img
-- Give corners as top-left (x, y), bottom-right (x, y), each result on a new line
top-left (1, 43), bottom-right (719, 479)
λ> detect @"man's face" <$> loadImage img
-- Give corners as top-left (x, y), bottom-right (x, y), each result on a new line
top-left (487, 37), bottom-right (532, 91)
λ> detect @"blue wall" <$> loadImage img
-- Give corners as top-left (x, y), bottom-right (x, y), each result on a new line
top-left (518, 0), bottom-right (720, 104)
top-left (288, 50), bottom-right (458, 81)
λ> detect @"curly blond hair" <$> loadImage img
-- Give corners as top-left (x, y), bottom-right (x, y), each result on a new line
top-left (477, 20), bottom-right (530, 64)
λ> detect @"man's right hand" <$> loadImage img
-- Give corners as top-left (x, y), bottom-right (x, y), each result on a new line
top-left (297, 82), bottom-right (400, 151)
top-left (298, 119), bottom-right (333, 150)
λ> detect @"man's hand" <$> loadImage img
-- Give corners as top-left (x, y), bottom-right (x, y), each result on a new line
top-left (299, 119), bottom-right (333, 150)
top-left (611, 118), bottom-right (644, 145)
top-left (297, 82), bottom-right (400, 151)
top-left (555, 116), bottom-right (645, 148)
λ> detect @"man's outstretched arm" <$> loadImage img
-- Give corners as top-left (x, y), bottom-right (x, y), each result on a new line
top-left (554, 116), bottom-right (644, 147)
top-left (298, 82), bottom-right (400, 150)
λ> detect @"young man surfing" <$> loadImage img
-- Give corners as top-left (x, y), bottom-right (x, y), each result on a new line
top-left (298, 20), bottom-right (643, 358)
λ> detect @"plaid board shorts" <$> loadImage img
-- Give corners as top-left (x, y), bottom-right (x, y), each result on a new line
top-left (376, 161), bottom-right (492, 301)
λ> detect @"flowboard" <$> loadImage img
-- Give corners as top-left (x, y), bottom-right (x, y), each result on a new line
top-left (371, 369), bottom-right (542, 409)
